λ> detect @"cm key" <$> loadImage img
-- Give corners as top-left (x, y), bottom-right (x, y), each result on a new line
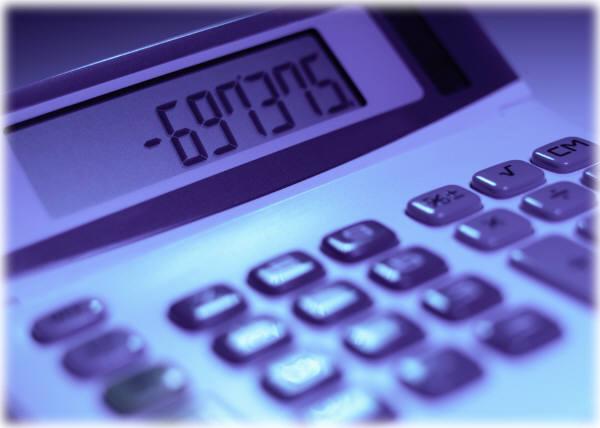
top-left (531, 137), bottom-right (596, 173)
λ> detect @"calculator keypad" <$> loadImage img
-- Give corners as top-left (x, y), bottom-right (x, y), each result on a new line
top-left (531, 137), bottom-right (596, 173)
top-left (510, 235), bottom-right (593, 304)
top-left (321, 220), bottom-right (398, 262)
top-left (521, 181), bottom-right (595, 221)
top-left (24, 135), bottom-right (596, 420)
top-left (397, 348), bottom-right (482, 398)
top-left (262, 351), bottom-right (340, 400)
top-left (32, 298), bottom-right (106, 344)
top-left (471, 160), bottom-right (545, 198)
top-left (293, 281), bottom-right (372, 325)
top-left (455, 208), bottom-right (533, 250)
top-left (406, 185), bottom-right (483, 226)
top-left (475, 308), bottom-right (561, 356)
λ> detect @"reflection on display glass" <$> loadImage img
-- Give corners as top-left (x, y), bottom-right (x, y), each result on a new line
top-left (9, 30), bottom-right (365, 216)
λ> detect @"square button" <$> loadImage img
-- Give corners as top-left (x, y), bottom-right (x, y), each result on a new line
top-left (475, 307), bottom-right (561, 356)
top-left (343, 313), bottom-right (424, 359)
top-left (471, 160), bottom-right (545, 198)
top-left (262, 351), bottom-right (340, 400)
top-left (521, 181), bottom-right (595, 221)
top-left (248, 251), bottom-right (325, 295)
top-left (213, 316), bottom-right (291, 363)
top-left (422, 276), bottom-right (502, 321)
top-left (531, 137), bottom-right (596, 173)
top-left (168, 285), bottom-right (246, 330)
top-left (511, 235), bottom-right (593, 304)
top-left (369, 246), bottom-right (448, 291)
top-left (397, 347), bottom-right (482, 398)
top-left (293, 281), bottom-right (372, 325)
top-left (321, 220), bottom-right (398, 263)
top-left (455, 208), bottom-right (533, 250)
top-left (406, 185), bottom-right (482, 226)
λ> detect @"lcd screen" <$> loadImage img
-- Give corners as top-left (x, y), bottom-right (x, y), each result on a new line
top-left (8, 30), bottom-right (365, 216)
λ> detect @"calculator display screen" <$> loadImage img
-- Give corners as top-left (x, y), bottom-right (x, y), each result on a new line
top-left (8, 30), bottom-right (365, 217)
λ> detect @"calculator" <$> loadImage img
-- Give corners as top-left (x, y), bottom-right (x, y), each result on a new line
top-left (6, 7), bottom-right (595, 421)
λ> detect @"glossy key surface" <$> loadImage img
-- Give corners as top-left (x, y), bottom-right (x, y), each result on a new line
top-left (263, 351), bottom-right (340, 400)
top-left (422, 276), bottom-right (502, 321)
top-left (475, 307), bottom-right (561, 356)
top-left (103, 365), bottom-right (187, 415)
top-left (293, 281), bottom-right (372, 325)
top-left (521, 181), bottom-right (595, 221)
top-left (63, 328), bottom-right (145, 378)
top-left (213, 316), bottom-right (291, 363)
top-left (531, 137), bottom-right (596, 173)
top-left (321, 220), bottom-right (398, 262)
top-left (248, 251), bottom-right (325, 295)
top-left (511, 235), bottom-right (593, 304)
top-left (471, 160), bottom-right (545, 198)
top-left (31, 298), bottom-right (106, 344)
top-left (397, 348), bottom-right (482, 398)
top-left (304, 387), bottom-right (394, 422)
top-left (369, 246), bottom-right (448, 291)
top-left (406, 185), bottom-right (482, 226)
top-left (344, 313), bottom-right (424, 359)
top-left (455, 208), bottom-right (533, 250)
top-left (168, 285), bottom-right (246, 330)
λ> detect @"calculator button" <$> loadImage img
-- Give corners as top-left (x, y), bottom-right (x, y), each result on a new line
top-left (168, 285), bottom-right (246, 330)
top-left (455, 209), bottom-right (533, 250)
top-left (343, 313), bottom-right (424, 359)
top-left (521, 181), bottom-right (595, 221)
top-left (531, 137), bottom-right (596, 173)
top-left (581, 165), bottom-right (598, 188)
top-left (406, 185), bottom-right (483, 226)
top-left (577, 214), bottom-right (594, 240)
top-left (474, 308), bottom-right (561, 356)
top-left (471, 160), bottom-right (545, 198)
top-left (213, 316), bottom-right (291, 363)
top-left (63, 328), bottom-right (145, 378)
top-left (248, 251), bottom-right (325, 295)
top-left (369, 246), bottom-right (448, 291)
top-left (104, 365), bottom-right (187, 415)
top-left (397, 347), bottom-right (482, 398)
top-left (262, 351), bottom-right (340, 400)
top-left (510, 235), bottom-right (593, 304)
top-left (31, 298), bottom-right (106, 344)
top-left (422, 276), bottom-right (502, 321)
top-left (293, 281), bottom-right (372, 325)
top-left (304, 387), bottom-right (394, 422)
top-left (321, 220), bottom-right (399, 262)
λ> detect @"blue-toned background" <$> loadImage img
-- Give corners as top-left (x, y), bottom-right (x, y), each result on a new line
top-left (7, 7), bottom-right (594, 133)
